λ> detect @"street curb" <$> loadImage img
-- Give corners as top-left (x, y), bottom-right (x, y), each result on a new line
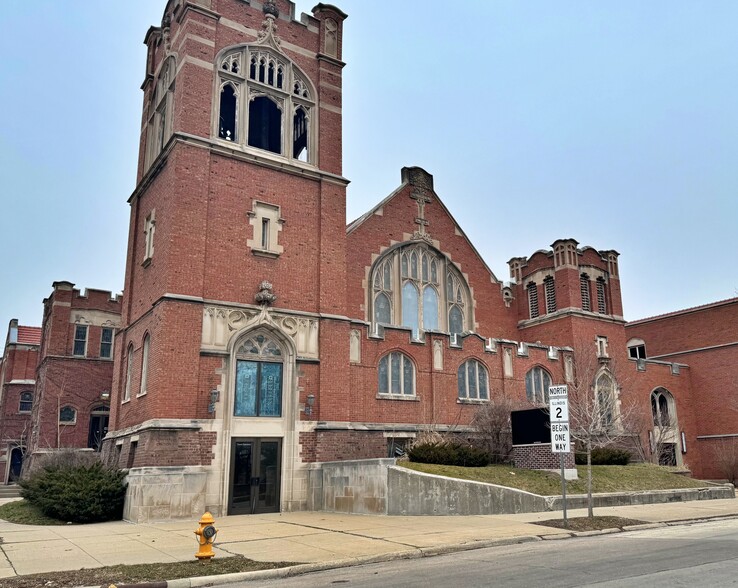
top-left (74, 515), bottom-right (738, 588)
top-left (84, 536), bottom-right (542, 588)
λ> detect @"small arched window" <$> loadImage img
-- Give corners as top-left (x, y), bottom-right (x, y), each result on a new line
top-left (378, 352), bottom-right (415, 396)
top-left (458, 359), bottom-right (489, 400)
top-left (651, 388), bottom-right (674, 427)
top-left (525, 367), bottom-right (551, 404)
top-left (19, 392), bottom-right (33, 413)
top-left (124, 344), bottom-right (135, 402)
top-left (59, 406), bottom-right (77, 424)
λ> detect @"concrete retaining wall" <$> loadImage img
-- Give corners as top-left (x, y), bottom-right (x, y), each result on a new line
top-left (306, 461), bottom-right (735, 516)
top-left (387, 466), bottom-right (549, 515)
top-left (307, 458), bottom-right (394, 514)
top-left (124, 466), bottom-right (208, 523)
top-left (546, 485), bottom-right (735, 510)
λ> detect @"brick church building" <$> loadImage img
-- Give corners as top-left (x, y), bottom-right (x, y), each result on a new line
top-left (91, 0), bottom-right (737, 521)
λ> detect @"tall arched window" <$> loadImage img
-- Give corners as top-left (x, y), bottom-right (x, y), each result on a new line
top-left (525, 367), bottom-right (551, 404)
top-left (19, 392), bottom-right (33, 413)
top-left (139, 334), bottom-right (151, 397)
top-left (234, 332), bottom-right (284, 417)
top-left (595, 373), bottom-right (615, 427)
top-left (580, 274), bottom-right (591, 311)
top-left (369, 243), bottom-right (471, 338)
top-left (651, 388), bottom-right (675, 427)
top-left (458, 359), bottom-right (489, 400)
top-left (145, 57), bottom-right (175, 169)
top-left (215, 46), bottom-right (315, 164)
top-left (124, 344), bottom-right (134, 402)
top-left (544, 276), bottom-right (556, 314)
top-left (378, 352), bottom-right (415, 396)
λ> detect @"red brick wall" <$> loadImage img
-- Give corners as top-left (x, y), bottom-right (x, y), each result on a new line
top-left (513, 445), bottom-right (575, 470)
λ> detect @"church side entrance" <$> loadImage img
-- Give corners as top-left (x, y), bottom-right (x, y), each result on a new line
top-left (228, 437), bottom-right (282, 515)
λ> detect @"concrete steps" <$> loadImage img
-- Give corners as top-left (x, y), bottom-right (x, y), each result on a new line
top-left (0, 485), bottom-right (22, 499)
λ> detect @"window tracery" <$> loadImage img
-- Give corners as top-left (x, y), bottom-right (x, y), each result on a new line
top-left (378, 352), bottom-right (415, 396)
top-left (458, 359), bottom-right (489, 400)
top-left (370, 243), bottom-right (471, 338)
top-left (215, 46), bottom-right (315, 164)
top-left (525, 366), bottom-right (551, 404)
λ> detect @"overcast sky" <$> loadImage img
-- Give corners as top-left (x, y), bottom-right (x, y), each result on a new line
top-left (1, 1), bottom-right (737, 351)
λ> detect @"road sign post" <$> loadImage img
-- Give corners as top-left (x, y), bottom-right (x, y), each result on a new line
top-left (549, 385), bottom-right (569, 529)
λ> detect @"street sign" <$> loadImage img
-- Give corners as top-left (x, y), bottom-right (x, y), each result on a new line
top-left (548, 385), bottom-right (568, 398)
top-left (549, 384), bottom-right (570, 453)
top-left (550, 421), bottom-right (571, 453)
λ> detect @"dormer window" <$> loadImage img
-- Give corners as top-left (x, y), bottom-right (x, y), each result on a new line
top-left (215, 46), bottom-right (315, 164)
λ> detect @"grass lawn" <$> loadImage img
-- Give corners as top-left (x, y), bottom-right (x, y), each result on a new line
top-left (0, 500), bottom-right (69, 525)
top-left (399, 462), bottom-right (711, 496)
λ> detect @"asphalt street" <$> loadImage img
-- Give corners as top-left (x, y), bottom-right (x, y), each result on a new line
top-left (237, 518), bottom-right (738, 588)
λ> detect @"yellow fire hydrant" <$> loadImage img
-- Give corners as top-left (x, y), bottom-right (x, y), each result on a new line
top-left (194, 512), bottom-right (218, 562)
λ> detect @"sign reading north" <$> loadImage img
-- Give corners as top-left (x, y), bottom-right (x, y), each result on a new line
top-left (548, 385), bottom-right (570, 453)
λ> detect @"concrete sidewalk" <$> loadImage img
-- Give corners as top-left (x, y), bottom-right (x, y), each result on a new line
top-left (0, 496), bottom-right (737, 581)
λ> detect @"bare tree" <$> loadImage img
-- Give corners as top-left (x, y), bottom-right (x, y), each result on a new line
top-left (712, 438), bottom-right (738, 485)
top-left (471, 395), bottom-right (524, 464)
top-left (565, 345), bottom-right (638, 518)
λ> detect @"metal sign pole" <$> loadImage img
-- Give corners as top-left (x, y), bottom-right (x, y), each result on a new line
top-left (560, 452), bottom-right (567, 529)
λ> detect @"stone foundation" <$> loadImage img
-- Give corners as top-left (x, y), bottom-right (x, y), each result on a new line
top-left (124, 466), bottom-right (210, 523)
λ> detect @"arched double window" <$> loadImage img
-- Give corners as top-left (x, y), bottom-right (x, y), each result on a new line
top-left (651, 388), bottom-right (675, 427)
top-left (216, 46), bottom-right (315, 163)
top-left (378, 352), bottom-right (415, 396)
top-left (458, 359), bottom-right (489, 400)
top-left (234, 331), bottom-right (284, 417)
top-left (525, 367), bottom-right (552, 404)
top-left (370, 244), bottom-right (471, 339)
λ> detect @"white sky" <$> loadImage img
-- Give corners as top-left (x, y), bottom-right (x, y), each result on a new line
top-left (1, 1), bottom-right (737, 351)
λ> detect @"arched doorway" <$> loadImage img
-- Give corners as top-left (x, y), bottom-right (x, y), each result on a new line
top-left (228, 330), bottom-right (288, 515)
top-left (650, 388), bottom-right (680, 466)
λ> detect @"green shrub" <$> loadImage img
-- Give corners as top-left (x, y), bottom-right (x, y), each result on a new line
top-left (21, 462), bottom-right (127, 523)
top-left (408, 440), bottom-right (492, 467)
top-left (575, 447), bottom-right (631, 466)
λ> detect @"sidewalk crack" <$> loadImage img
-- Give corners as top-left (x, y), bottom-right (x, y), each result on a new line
top-left (0, 543), bottom-right (19, 577)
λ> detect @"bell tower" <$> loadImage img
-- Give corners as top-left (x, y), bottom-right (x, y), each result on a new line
top-left (106, 0), bottom-right (349, 520)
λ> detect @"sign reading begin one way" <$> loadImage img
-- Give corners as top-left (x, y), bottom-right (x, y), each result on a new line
top-left (548, 385), bottom-right (571, 453)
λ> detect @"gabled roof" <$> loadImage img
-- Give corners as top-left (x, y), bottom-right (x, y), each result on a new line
top-left (16, 326), bottom-right (42, 346)
top-left (346, 168), bottom-right (502, 283)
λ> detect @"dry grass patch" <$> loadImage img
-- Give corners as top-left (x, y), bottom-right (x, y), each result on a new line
top-left (534, 516), bottom-right (646, 532)
top-left (399, 462), bottom-right (711, 495)
top-left (0, 557), bottom-right (296, 588)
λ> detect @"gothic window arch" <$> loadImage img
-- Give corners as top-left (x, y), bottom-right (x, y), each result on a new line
top-left (215, 46), bottom-right (316, 164)
top-left (595, 372), bottom-right (617, 428)
top-left (145, 57), bottom-right (175, 169)
top-left (651, 388), bottom-right (675, 427)
top-left (458, 359), bottom-right (489, 400)
top-left (525, 366), bottom-right (552, 404)
top-left (378, 351), bottom-right (415, 396)
top-left (234, 331), bottom-right (284, 417)
top-left (369, 243), bottom-right (471, 338)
